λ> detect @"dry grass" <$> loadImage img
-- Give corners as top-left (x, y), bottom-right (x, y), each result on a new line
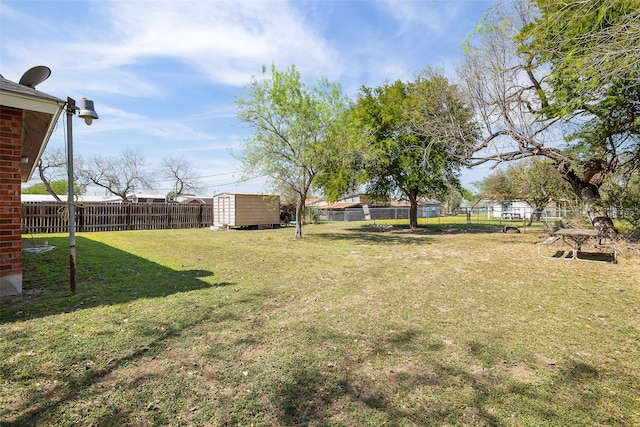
top-left (2, 221), bottom-right (639, 426)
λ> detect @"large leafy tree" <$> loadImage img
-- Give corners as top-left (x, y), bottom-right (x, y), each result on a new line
top-left (519, 0), bottom-right (640, 112)
top-left (459, 0), bottom-right (639, 237)
top-left (22, 179), bottom-right (84, 197)
top-left (328, 71), bottom-right (477, 229)
top-left (481, 158), bottom-right (573, 225)
top-left (520, 0), bottom-right (640, 214)
top-left (236, 64), bottom-right (353, 239)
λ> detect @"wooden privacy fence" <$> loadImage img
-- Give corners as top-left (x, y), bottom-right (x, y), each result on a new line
top-left (22, 202), bottom-right (213, 234)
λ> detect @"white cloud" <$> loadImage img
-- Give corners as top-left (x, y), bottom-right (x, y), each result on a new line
top-left (2, 0), bottom-right (339, 96)
top-left (379, 0), bottom-right (448, 34)
top-left (7, 0), bottom-right (497, 196)
top-left (93, 1), bottom-right (339, 86)
top-left (78, 104), bottom-right (223, 146)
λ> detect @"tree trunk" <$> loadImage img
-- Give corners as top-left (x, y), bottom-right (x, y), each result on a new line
top-left (294, 198), bottom-right (304, 239)
top-left (38, 161), bottom-right (62, 202)
top-left (578, 184), bottom-right (617, 238)
top-left (409, 192), bottom-right (419, 230)
top-left (558, 162), bottom-right (618, 238)
top-left (528, 206), bottom-right (545, 226)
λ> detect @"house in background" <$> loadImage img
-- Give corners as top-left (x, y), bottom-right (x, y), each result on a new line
top-left (490, 201), bottom-right (532, 220)
top-left (127, 193), bottom-right (168, 203)
top-left (1, 74), bottom-right (65, 302)
top-left (308, 193), bottom-right (440, 222)
top-left (180, 197), bottom-right (213, 205)
top-left (485, 200), bottom-right (569, 220)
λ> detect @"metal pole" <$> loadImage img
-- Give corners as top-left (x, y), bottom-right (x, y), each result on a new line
top-left (66, 97), bottom-right (76, 294)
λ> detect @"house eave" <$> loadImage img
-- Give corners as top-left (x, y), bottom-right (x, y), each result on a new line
top-left (1, 81), bottom-right (66, 182)
top-left (1, 90), bottom-right (65, 115)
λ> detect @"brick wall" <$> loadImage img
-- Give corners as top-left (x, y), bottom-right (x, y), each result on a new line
top-left (0, 105), bottom-right (23, 301)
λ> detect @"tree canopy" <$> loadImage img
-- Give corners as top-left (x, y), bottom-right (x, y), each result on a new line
top-left (519, 0), bottom-right (640, 112)
top-left (480, 158), bottom-right (573, 224)
top-left (459, 0), bottom-right (640, 236)
top-left (162, 155), bottom-right (200, 200)
top-left (22, 179), bottom-right (84, 197)
top-left (519, 0), bottom-right (640, 193)
top-left (32, 147), bottom-right (70, 201)
top-left (236, 64), bottom-right (353, 239)
top-left (320, 71), bottom-right (477, 229)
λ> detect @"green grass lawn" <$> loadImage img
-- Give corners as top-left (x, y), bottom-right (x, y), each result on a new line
top-left (2, 221), bottom-right (639, 426)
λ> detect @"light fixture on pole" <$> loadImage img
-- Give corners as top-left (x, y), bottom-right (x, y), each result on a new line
top-left (66, 96), bottom-right (98, 293)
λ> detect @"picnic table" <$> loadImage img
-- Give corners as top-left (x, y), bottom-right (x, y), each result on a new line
top-left (552, 228), bottom-right (601, 259)
top-left (501, 212), bottom-right (522, 220)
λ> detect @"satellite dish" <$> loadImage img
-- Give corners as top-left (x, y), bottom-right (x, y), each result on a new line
top-left (19, 66), bottom-right (51, 88)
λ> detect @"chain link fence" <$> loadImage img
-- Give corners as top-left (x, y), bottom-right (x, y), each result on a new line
top-left (311, 206), bottom-right (439, 222)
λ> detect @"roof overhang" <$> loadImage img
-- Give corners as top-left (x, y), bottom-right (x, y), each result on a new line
top-left (0, 79), bottom-right (65, 182)
top-left (320, 202), bottom-right (361, 210)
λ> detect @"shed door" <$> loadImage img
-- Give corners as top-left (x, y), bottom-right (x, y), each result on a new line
top-left (216, 196), bottom-right (231, 225)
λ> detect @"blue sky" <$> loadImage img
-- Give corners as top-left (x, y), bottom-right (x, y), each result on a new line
top-left (1, 0), bottom-right (495, 197)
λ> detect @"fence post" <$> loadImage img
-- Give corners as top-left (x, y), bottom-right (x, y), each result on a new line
top-left (78, 204), bottom-right (84, 232)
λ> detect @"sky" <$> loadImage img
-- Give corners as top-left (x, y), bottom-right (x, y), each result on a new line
top-left (1, 0), bottom-right (496, 198)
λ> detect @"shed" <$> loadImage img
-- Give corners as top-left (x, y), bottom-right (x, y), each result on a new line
top-left (212, 193), bottom-right (280, 229)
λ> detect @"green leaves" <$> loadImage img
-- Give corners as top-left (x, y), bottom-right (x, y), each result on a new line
top-left (324, 71), bottom-right (478, 227)
top-left (480, 158), bottom-right (575, 224)
top-left (235, 64), bottom-right (353, 237)
top-left (22, 180), bottom-right (83, 196)
top-left (521, 0), bottom-right (640, 112)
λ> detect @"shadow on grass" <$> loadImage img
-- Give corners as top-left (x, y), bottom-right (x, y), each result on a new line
top-left (0, 311), bottom-right (220, 427)
top-left (538, 248), bottom-right (617, 263)
top-left (3, 329), bottom-right (169, 425)
top-left (268, 327), bottom-right (620, 426)
top-left (312, 226), bottom-right (436, 245)
top-left (1, 236), bottom-right (229, 323)
top-left (313, 222), bottom-right (513, 245)
top-left (576, 251), bottom-right (617, 263)
top-left (0, 234), bottom-right (250, 426)
top-left (273, 363), bottom-right (393, 426)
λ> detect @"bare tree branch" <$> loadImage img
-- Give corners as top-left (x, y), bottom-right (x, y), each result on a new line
top-left (162, 155), bottom-right (200, 199)
top-left (35, 148), bottom-right (68, 201)
top-left (78, 150), bottom-right (154, 201)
